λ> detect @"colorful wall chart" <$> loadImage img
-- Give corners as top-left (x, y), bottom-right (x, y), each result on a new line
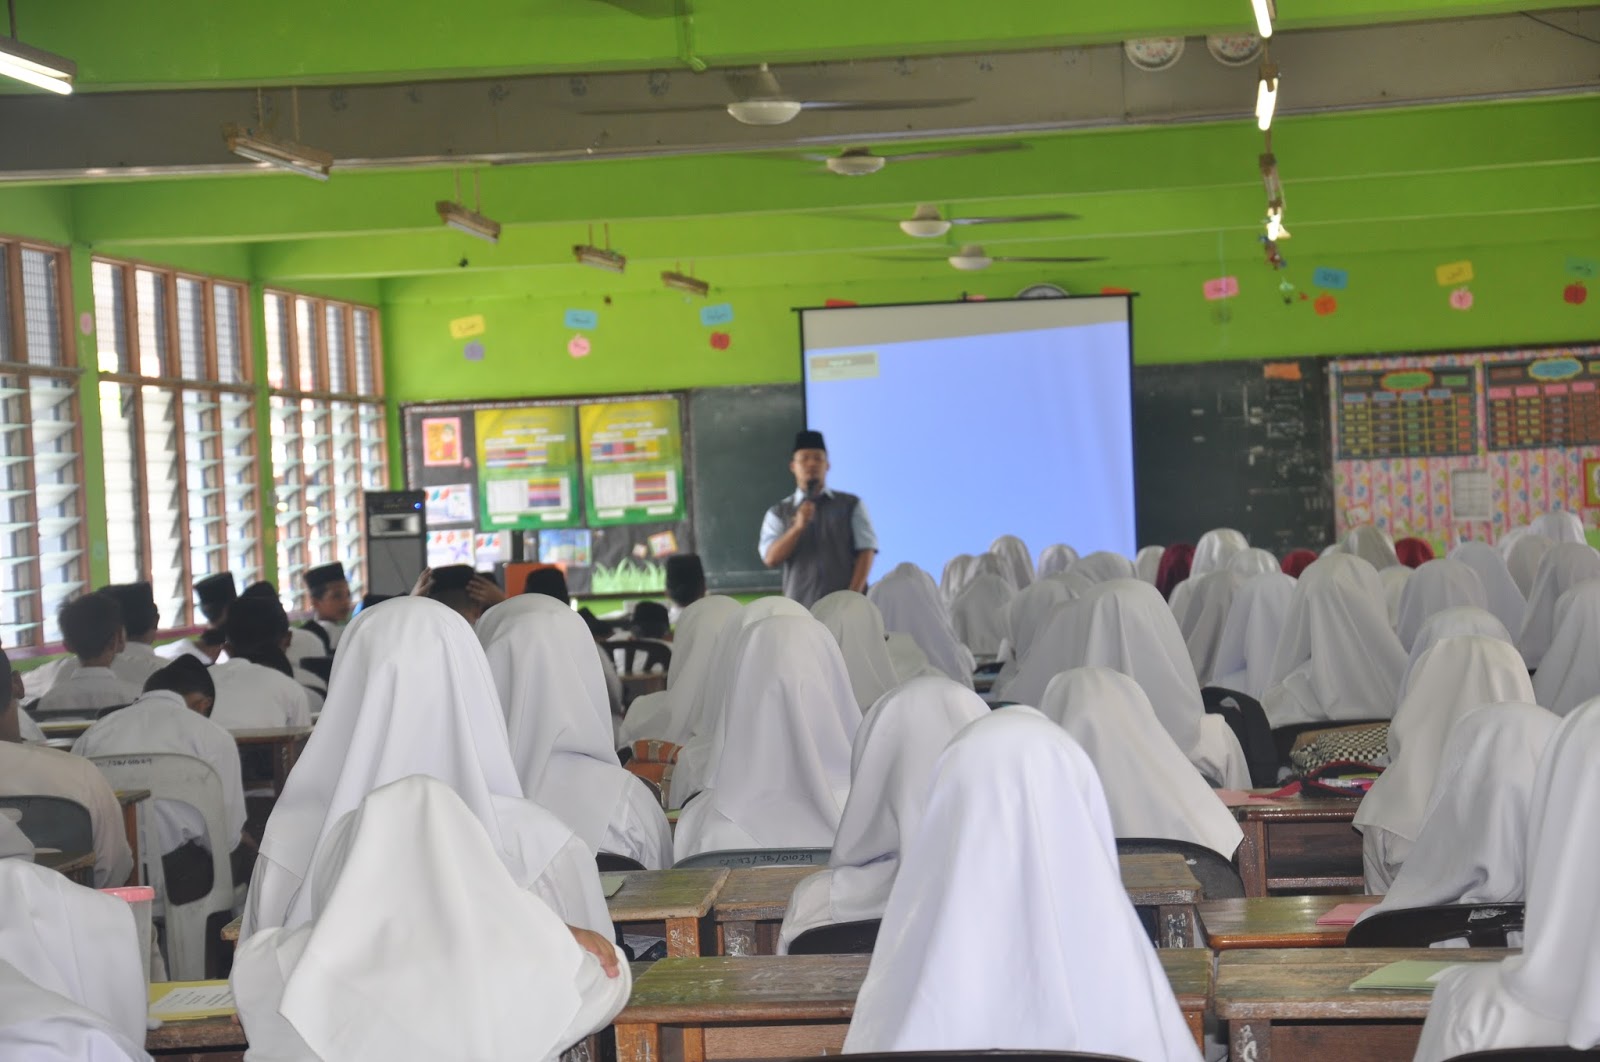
top-left (577, 397), bottom-right (686, 526)
top-left (473, 405), bottom-right (580, 530)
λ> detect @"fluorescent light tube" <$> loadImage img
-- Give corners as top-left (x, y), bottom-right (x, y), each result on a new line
top-left (224, 123), bottom-right (333, 180)
top-left (661, 270), bottom-right (709, 296)
top-left (574, 245), bottom-right (627, 273)
top-left (1265, 207), bottom-right (1289, 242)
top-left (1255, 68), bottom-right (1278, 131)
top-left (436, 200), bottom-right (501, 244)
top-left (1251, 0), bottom-right (1274, 39)
top-left (0, 37), bottom-right (74, 94)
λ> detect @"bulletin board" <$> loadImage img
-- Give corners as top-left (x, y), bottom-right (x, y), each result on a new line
top-left (1331, 343), bottom-right (1600, 550)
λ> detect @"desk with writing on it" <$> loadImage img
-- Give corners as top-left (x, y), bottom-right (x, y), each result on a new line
top-left (115, 788), bottom-right (150, 887)
top-left (613, 949), bottom-right (1209, 1062)
top-left (1198, 894), bottom-right (1378, 951)
top-left (1230, 792), bottom-right (1365, 897)
top-left (1215, 946), bottom-right (1511, 1062)
top-left (228, 728), bottom-right (312, 795)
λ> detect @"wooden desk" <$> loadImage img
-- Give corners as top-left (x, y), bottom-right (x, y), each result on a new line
top-left (146, 1014), bottom-right (245, 1060)
top-left (711, 854), bottom-right (1203, 955)
top-left (608, 868), bottom-right (729, 957)
top-left (614, 950), bottom-right (1208, 1062)
top-left (116, 788), bottom-right (150, 887)
top-left (37, 717), bottom-right (93, 740)
top-left (1199, 895), bottom-right (1378, 950)
top-left (37, 849), bottom-right (95, 886)
top-left (1216, 947), bottom-right (1510, 1062)
top-left (229, 728), bottom-right (312, 795)
top-left (221, 916), bottom-right (240, 944)
top-left (1231, 792), bottom-right (1365, 897)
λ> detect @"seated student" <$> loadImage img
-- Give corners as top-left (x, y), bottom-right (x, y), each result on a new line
top-left (55, 582), bottom-right (167, 694)
top-left (1040, 667), bottom-right (1243, 860)
top-left (300, 561), bottom-right (353, 654)
top-left (811, 591), bottom-right (900, 712)
top-left (478, 594), bottom-right (673, 869)
top-left (242, 596), bottom-right (611, 939)
top-left (524, 564), bottom-right (572, 603)
top-left (664, 553), bottom-right (706, 622)
top-left (0, 648), bottom-right (131, 886)
top-left (777, 676), bottom-right (987, 953)
top-left (1393, 558), bottom-right (1488, 653)
top-left (578, 609), bottom-right (626, 722)
top-left (868, 563), bottom-right (975, 687)
top-left (1207, 571), bottom-right (1296, 698)
top-left (234, 775), bottom-right (629, 1062)
top-left (0, 860), bottom-right (149, 1060)
top-left (415, 563), bottom-right (502, 626)
top-left (1533, 580), bottom-right (1600, 715)
top-left (1414, 699), bottom-right (1600, 1062)
top-left (616, 595), bottom-right (741, 748)
top-left (36, 594), bottom-right (142, 717)
top-left (242, 582), bottom-right (326, 711)
top-left (161, 571), bottom-right (235, 664)
top-left (1449, 540), bottom-right (1527, 642)
top-left (1359, 702), bottom-right (1558, 925)
top-left (673, 614), bottom-right (859, 862)
top-left (1354, 635), bottom-right (1535, 893)
top-left (208, 597), bottom-right (313, 731)
top-left (844, 708), bottom-right (1202, 1059)
top-left (948, 571), bottom-right (1013, 661)
top-left (71, 657), bottom-right (253, 900)
top-left (629, 600), bottom-right (671, 643)
top-left (989, 577), bottom-right (1073, 692)
top-left (1517, 541), bottom-right (1600, 669)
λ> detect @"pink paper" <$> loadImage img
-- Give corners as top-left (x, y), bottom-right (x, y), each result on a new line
top-left (1203, 276), bottom-right (1240, 301)
top-left (1213, 789), bottom-right (1279, 807)
top-left (1315, 901), bottom-right (1378, 926)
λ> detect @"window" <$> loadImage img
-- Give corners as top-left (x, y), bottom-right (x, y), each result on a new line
top-left (264, 291), bottom-right (386, 612)
top-left (0, 241), bottom-right (88, 647)
top-left (93, 260), bottom-right (261, 628)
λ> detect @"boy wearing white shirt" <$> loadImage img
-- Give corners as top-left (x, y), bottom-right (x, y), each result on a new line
top-left (49, 582), bottom-right (168, 694)
top-left (208, 598), bottom-right (313, 731)
top-left (35, 594), bottom-right (141, 718)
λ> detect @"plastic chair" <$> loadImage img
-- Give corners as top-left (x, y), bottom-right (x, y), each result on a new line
top-left (0, 795), bottom-right (92, 855)
top-left (787, 918), bottom-right (882, 955)
top-left (673, 848), bottom-right (831, 870)
top-left (609, 640), bottom-right (671, 675)
top-left (1270, 718), bottom-right (1389, 768)
top-left (792, 1053), bottom-right (1139, 1061)
top-left (1115, 837), bottom-right (1245, 900)
top-left (596, 852), bottom-right (646, 872)
top-left (1201, 687), bottom-right (1278, 787)
top-left (90, 753), bottom-right (237, 980)
top-left (1344, 902), bottom-right (1525, 949)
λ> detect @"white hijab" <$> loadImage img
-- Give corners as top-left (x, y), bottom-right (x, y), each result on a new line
top-left (1393, 558), bottom-right (1487, 652)
top-left (1208, 572), bottom-right (1296, 697)
top-left (1179, 570), bottom-right (1240, 682)
top-left (1342, 524), bottom-right (1400, 569)
top-left (812, 591), bottom-right (901, 711)
top-left (1036, 544), bottom-right (1079, 579)
top-left (1006, 579), bottom-right (1205, 754)
top-left (948, 573), bottom-right (1014, 659)
top-left (988, 534), bottom-right (1035, 589)
top-left (245, 597), bottom-right (574, 936)
top-left (1400, 606), bottom-right (1513, 697)
top-left (615, 595), bottom-right (741, 746)
top-left (1227, 547), bottom-right (1281, 578)
top-left (1531, 509), bottom-right (1586, 545)
top-left (234, 776), bottom-right (623, 1062)
top-left (1449, 540), bottom-right (1527, 637)
top-left (939, 554), bottom-right (981, 603)
top-left (0, 812), bottom-right (31, 860)
top-left (1531, 580), bottom-right (1600, 716)
top-left (477, 595), bottom-right (634, 854)
top-left (1040, 668), bottom-right (1243, 859)
top-left (1517, 541), bottom-right (1600, 668)
top-left (1134, 545), bottom-right (1165, 584)
top-left (1506, 533), bottom-right (1555, 597)
top-left (1380, 565), bottom-right (1413, 628)
top-left (0, 860), bottom-right (147, 1050)
top-left (673, 615), bottom-right (860, 859)
top-left (1069, 551), bottom-right (1137, 585)
top-left (1355, 636), bottom-right (1536, 853)
top-left (884, 633), bottom-right (943, 685)
top-left (843, 708), bottom-right (1202, 1060)
top-left (1262, 554), bottom-right (1407, 727)
top-left (801, 677), bottom-right (988, 933)
top-left (0, 959), bottom-right (148, 1062)
top-left (1363, 702), bottom-right (1558, 921)
top-left (1191, 528), bottom-right (1248, 577)
top-left (869, 564), bottom-right (975, 687)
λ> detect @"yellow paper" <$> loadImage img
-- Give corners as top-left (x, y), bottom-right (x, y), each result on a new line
top-left (449, 314), bottom-right (486, 339)
top-left (1435, 260), bottom-right (1474, 287)
top-left (149, 980), bottom-right (236, 1021)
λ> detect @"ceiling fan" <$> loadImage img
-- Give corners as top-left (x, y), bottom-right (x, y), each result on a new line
top-left (869, 243), bottom-right (1105, 272)
top-left (781, 142), bottom-right (1028, 176)
top-left (892, 203), bottom-right (1080, 237)
top-left (581, 63), bottom-right (972, 127)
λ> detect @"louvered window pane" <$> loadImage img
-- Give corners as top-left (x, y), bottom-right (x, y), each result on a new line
top-left (264, 292), bottom-right (290, 390)
top-left (214, 286), bottom-right (245, 384)
top-left (0, 372), bottom-right (37, 644)
top-left (176, 278), bottom-right (207, 380)
top-left (93, 262), bottom-right (131, 374)
top-left (325, 304), bottom-right (349, 394)
top-left (141, 387), bottom-right (187, 626)
top-left (295, 299), bottom-right (320, 392)
top-left (353, 309), bottom-right (376, 395)
top-left (21, 249), bottom-right (64, 367)
top-left (99, 381), bottom-right (142, 585)
top-left (134, 270), bottom-right (169, 377)
top-left (0, 255), bottom-right (11, 364)
top-left (31, 376), bottom-right (84, 641)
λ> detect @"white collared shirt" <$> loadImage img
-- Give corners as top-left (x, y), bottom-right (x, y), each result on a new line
top-left (0, 740), bottom-right (133, 887)
top-left (209, 660), bottom-right (313, 731)
top-left (35, 668), bottom-right (141, 717)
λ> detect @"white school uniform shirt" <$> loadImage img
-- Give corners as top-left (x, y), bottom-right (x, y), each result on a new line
top-left (1340, 523), bottom-right (1400, 569)
top-left (36, 667), bottom-right (141, 718)
top-left (1208, 572), bottom-right (1297, 697)
top-left (1533, 580), bottom-right (1600, 715)
top-left (1040, 667), bottom-right (1243, 859)
top-left (1398, 606), bottom-right (1513, 696)
top-left (868, 563), bottom-right (975, 687)
top-left (843, 708), bottom-right (1202, 1060)
top-left (241, 597), bottom-right (611, 939)
top-left (1449, 540), bottom-right (1527, 638)
top-left (1505, 532), bottom-right (1555, 597)
top-left (0, 860), bottom-right (148, 1057)
top-left (1261, 554), bottom-right (1407, 727)
top-left (70, 691), bottom-right (246, 857)
top-left (948, 573), bottom-right (1014, 660)
top-left (616, 595), bottom-right (741, 746)
top-left (987, 534), bottom-right (1035, 589)
top-left (811, 591), bottom-right (901, 712)
top-left (1414, 699), bottom-right (1600, 1062)
top-left (284, 626), bottom-right (326, 669)
top-left (0, 741), bottom-right (132, 888)
top-left (1134, 545), bottom-right (1164, 584)
top-left (778, 676), bottom-right (988, 953)
top-left (478, 595), bottom-right (672, 870)
top-left (207, 659), bottom-right (313, 731)
top-left (17, 708), bottom-right (46, 744)
top-left (1361, 702), bottom-right (1558, 924)
top-left (55, 643), bottom-right (167, 696)
top-left (1178, 570), bottom-right (1239, 681)
top-left (673, 615), bottom-right (860, 862)
top-left (1517, 541), bottom-right (1600, 669)
top-left (1036, 543), bottom-right (1079, 579)
top-left (233, 776), bottom-right (630, 1062)
top-left (1393, 558), bottom-right (1487, 652)
top-left (1353, 636), bottom-right (1535, 892)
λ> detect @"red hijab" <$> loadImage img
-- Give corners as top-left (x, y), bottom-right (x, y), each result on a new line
top-left (1394, 537), bottom-right (1435, 569)
top-left (1280, 549), bottom-right (1318, 578)
top-left (1154, 543), bottom-right (1195, 601)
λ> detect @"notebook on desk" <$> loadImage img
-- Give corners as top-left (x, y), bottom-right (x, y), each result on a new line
top-left (600, 873), bottom-right (627, 898)
top-left (149, 981), bottom-right (235, 1022)
top-left (1348, 961), bottom-right (1461, 992)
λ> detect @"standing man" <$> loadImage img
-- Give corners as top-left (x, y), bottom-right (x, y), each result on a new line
top-left (759, 430), bottom-right (878, 608)
top-left (302, 562), bottom-right (353, 653)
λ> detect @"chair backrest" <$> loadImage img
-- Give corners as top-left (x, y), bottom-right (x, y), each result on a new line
top-left (596, 852), bottom-right (646, 873)
top-left (787, 918), bottom-right (882, 955)
top-left (1115, 837), bottom-right (1245, 900)
top-left (1201, 686), bottom-right (1279, 787)
top-left (1270, 718), bottom-right (1390, 766)
top-left (89, 753), bottom-right (234, 980)
top-left (0, 795), bottom-right (92, 855)
top-left (793, 1052), bottom-right (1139, 1061)
top-left (610, 640), bottom-right (671, 675)
top-left (673, 848), bottom-right (831, 870)
top-left (1344, 902), bottom-right (1526, 949)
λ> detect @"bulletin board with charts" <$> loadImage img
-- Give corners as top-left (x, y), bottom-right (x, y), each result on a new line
top-left (402, 392), bottom-right (690, 596)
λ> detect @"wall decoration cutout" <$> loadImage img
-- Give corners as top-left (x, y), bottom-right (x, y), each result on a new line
top-left (1565, 282), bottom-right (1588, 306)
top-left (709, 331), bottom-right (731, 351)
top-left (463, 340), bottom-right (485, 361)
top-left (1312, 267), bottom-right (1349, 290)
top-left (1566, 257), bottom-right (1597, 280)
top-left (1202, 276), bottom-right (1240, 300)
top-left (449, 314), bottom-right (486, 339)
top-left (564, 309), bottom-right (598, 330)
top-left (1435, 261), bottom-right (1474, 287)
top-left (700, 303), bottom-right (734, 326)
top-left (1450, 287), bottom-right (1474, 311)
top-left (1314, 293), bottom-right (1338, 316)
top-left (567, 335), bottom-right (591, 358)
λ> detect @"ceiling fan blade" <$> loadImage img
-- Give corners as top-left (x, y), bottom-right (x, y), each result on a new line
top-left (578, 102), bottom-right (731, 116)
top-left (951, 212), bottom-right (1081, 225)
top-left (882, 142), bottom-right (1028, 163)
top-left (991, 255), bottom-right (1106, 263)
top-left (855, 253), bottom-right (950, 262)
top-left (798, 97), bottom-right (974, 112)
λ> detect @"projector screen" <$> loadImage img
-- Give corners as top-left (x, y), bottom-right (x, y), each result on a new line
top-left (800, 297), bottom-right (1135, 579)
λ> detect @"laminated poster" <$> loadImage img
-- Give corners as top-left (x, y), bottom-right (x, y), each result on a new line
top-left (474, 406), bottom-right (581, 531)
top-left (577, 398), bottom-right (686, 527)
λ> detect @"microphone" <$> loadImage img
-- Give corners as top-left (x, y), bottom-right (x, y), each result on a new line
top-left (803, 477), bottom-right (821, 502)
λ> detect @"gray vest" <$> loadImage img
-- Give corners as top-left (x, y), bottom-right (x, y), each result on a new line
top-left (770, 491), bottom-right (861, 609)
